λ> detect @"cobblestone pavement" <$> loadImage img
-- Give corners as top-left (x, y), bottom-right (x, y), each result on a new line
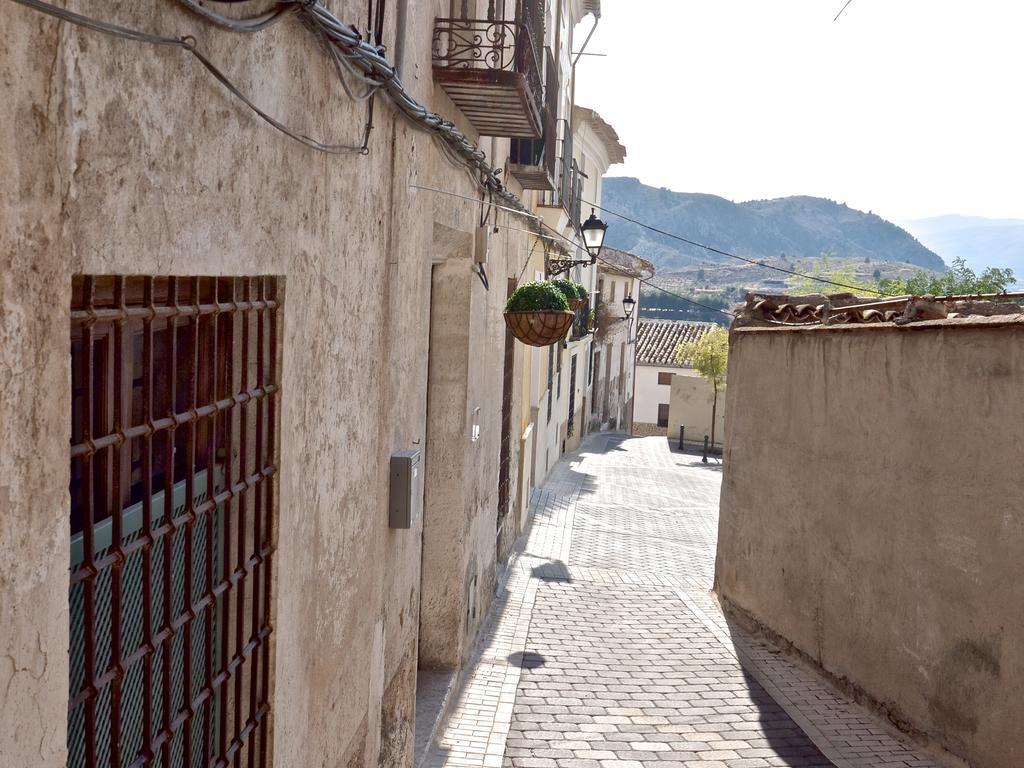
top-left (425, 435), bottom-right (940, 768)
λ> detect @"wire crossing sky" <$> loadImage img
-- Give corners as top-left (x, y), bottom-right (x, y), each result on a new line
top-left (574, 0), bottom-right (1024, 221)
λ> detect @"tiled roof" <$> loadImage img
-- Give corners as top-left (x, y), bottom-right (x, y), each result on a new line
top-left (736, 292), bottom-right (1024, 328)
top-left (636, 319), bottom-right (718, 367)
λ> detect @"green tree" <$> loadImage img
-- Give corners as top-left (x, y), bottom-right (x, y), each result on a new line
top-left (676, 327), bottom-right (729, 449)
top-left (879, 257), bottom-right (1015, 297)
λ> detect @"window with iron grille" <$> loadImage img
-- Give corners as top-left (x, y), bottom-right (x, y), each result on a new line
top-left (68, 275), bottom-right (281, 768)
top-left (657, 403), bottom-right (670, 427)
top-left (658, 371), bottom-right (673, 386)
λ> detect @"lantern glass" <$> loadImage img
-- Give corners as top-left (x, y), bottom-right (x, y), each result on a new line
top-left (622, 295), bottom-right (636, 319)
top-left (581, 209), bottom-right (608, 259)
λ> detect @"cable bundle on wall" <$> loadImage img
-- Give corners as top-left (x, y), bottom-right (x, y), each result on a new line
top-left (9, 0), bottom-right (565, 252)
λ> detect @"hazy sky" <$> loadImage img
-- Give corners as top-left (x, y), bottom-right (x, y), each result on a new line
top-left (573, 0), bottom-right (1024, 221)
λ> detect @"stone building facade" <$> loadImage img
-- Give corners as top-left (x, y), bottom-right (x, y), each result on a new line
top-left (633, 319), bottom-right (719, 438)
top-left (0, 1), bottom-right (614, 766)
top-left (587, 247), bottom-right (649, 435)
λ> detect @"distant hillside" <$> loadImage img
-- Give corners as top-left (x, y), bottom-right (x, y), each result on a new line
top-left (602, 177), bottom-right (945, 274)
top-left (900, 215), bottom-right (1024, 284)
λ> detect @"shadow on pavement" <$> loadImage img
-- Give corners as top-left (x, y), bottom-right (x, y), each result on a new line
top-left (724, 618), bottom-right (837, 767)
top-left (507, 651), bottom-right (546, 669)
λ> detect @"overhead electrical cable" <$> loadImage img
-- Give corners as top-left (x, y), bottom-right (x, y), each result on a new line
top-left (600, 262), bottom-right (735, 319)
top-left (401, 183), bottom-right (735, 318)
top-left (834, 0), bottom-right (855, 21)
top-left (581, 199), bottom-right (893, 297)
top-left (9, 0), bottom-right (571, 255)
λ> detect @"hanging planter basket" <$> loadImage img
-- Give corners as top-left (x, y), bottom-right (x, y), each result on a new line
top-left (568, 298), bottom-right (586, 311)
top-left (504, 310), bottom-right (576, 347)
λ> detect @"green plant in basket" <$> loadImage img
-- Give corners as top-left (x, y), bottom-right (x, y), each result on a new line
top-left (505, 281), bottom-right (571, 313)
top-left (549, 279), bottom-right (582, 303)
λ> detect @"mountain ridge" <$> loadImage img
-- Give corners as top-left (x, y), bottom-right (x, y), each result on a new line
top-left (602, 177), bottom-right (945, 274)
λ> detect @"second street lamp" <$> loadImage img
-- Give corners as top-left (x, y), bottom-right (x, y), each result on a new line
top-left (622, 295), bottom-right (636, 320)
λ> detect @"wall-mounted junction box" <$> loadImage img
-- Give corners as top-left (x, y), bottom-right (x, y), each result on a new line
top-left (474, 225), bottom-right (491, 265)
top-left (389, 449), bottom-right (422, 529)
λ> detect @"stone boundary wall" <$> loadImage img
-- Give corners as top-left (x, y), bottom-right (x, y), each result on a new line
top-left (632, 422), bottom-right (667, 437)
top-left (717, 319), bottom-right (1024, 768)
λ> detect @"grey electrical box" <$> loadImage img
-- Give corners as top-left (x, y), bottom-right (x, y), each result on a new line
top-left (474, 224), bottom-right (491, 265)
top-left (389, 449), bottom-right (422, 529)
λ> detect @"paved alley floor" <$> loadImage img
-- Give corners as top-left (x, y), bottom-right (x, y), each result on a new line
top-left (424, 435), bottom-right (940, 768)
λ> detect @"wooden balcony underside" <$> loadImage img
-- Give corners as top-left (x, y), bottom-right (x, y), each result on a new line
top-left (509, 163), bottom-right (555, 191)
top-left (434, 69), bottom-right (542, 139)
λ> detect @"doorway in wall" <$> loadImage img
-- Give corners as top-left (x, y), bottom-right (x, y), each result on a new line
top-left (496, 278), bottom-right (518, 562)
top-left (567, 355), bottom-right (578, 438)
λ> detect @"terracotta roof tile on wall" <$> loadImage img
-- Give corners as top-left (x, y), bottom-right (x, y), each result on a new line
top-left (636, 319), bottom-right (719, 368)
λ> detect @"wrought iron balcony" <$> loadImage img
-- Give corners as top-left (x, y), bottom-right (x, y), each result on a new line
top-left (570, 299), bottom-right (592, 341)
top-left (432, 16), bottom-right (544, 138)
top-left (509, 49), bottom-right (558, 190)
top-left (540, 122), bottom-right (584, 225)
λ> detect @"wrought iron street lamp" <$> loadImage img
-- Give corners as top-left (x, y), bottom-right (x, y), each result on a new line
top-left (622, 295), bottom-right (636, 319)
top-left (548, 209), bottom-right (610, 277)
top-left (581, 209), bottom-right (608, 263)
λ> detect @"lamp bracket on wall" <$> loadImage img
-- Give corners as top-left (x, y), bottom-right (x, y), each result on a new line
top-left (547, 258), bottom-right (593, 277)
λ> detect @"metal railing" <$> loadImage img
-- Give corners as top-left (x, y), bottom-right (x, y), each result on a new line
top-left (509, 47), bottom-right (559, 176)
top-left (540, 120), bottom-right (585, 225)
top-left (570, 298), bottom-right (592, 340)
top-left (432, 16), bottom-right (543, 111)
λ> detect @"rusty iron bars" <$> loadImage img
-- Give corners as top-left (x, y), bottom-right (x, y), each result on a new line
top-left (68, 275), bottom-right (280, 768)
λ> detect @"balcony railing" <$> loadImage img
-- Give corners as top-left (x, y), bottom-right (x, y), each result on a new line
top-left (540, 120), bottom-right (584, 226)
top-left (432, 14), bottom-right (544, 138)
top-left (570, 298), bottom-right (592, 341)
top-left (509, 48), bottom-right (559, 190)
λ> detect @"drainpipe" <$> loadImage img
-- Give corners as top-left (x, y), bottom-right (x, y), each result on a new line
top-left (629, 282), bottom-right (639, 435)
top-left (568, 11), bottom-right (600, 153)
top-left (394, 0), bottom-right (409, 76)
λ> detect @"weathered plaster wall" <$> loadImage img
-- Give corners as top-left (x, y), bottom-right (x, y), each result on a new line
top-left (668, 373), bottom-right (724, 447)
top-left (717, 320), bottom-right (1024, 768)
top-left (633, 364), bottom-right (677, 426)
top-left (420, 245), bottom-right (523, 669)
top-left (1, 0), bottom-right (524, 765)
top-left (593, 321), bottom-right (632, 431)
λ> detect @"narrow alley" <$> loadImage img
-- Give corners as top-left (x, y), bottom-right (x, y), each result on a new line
top-left (423, 435), bottom-right (938, 768)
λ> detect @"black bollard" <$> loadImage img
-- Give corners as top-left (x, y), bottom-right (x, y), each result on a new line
top-left (678, 425), bottom-right (685, 452)
top-left (702, 435), bottom-right (709, 464)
